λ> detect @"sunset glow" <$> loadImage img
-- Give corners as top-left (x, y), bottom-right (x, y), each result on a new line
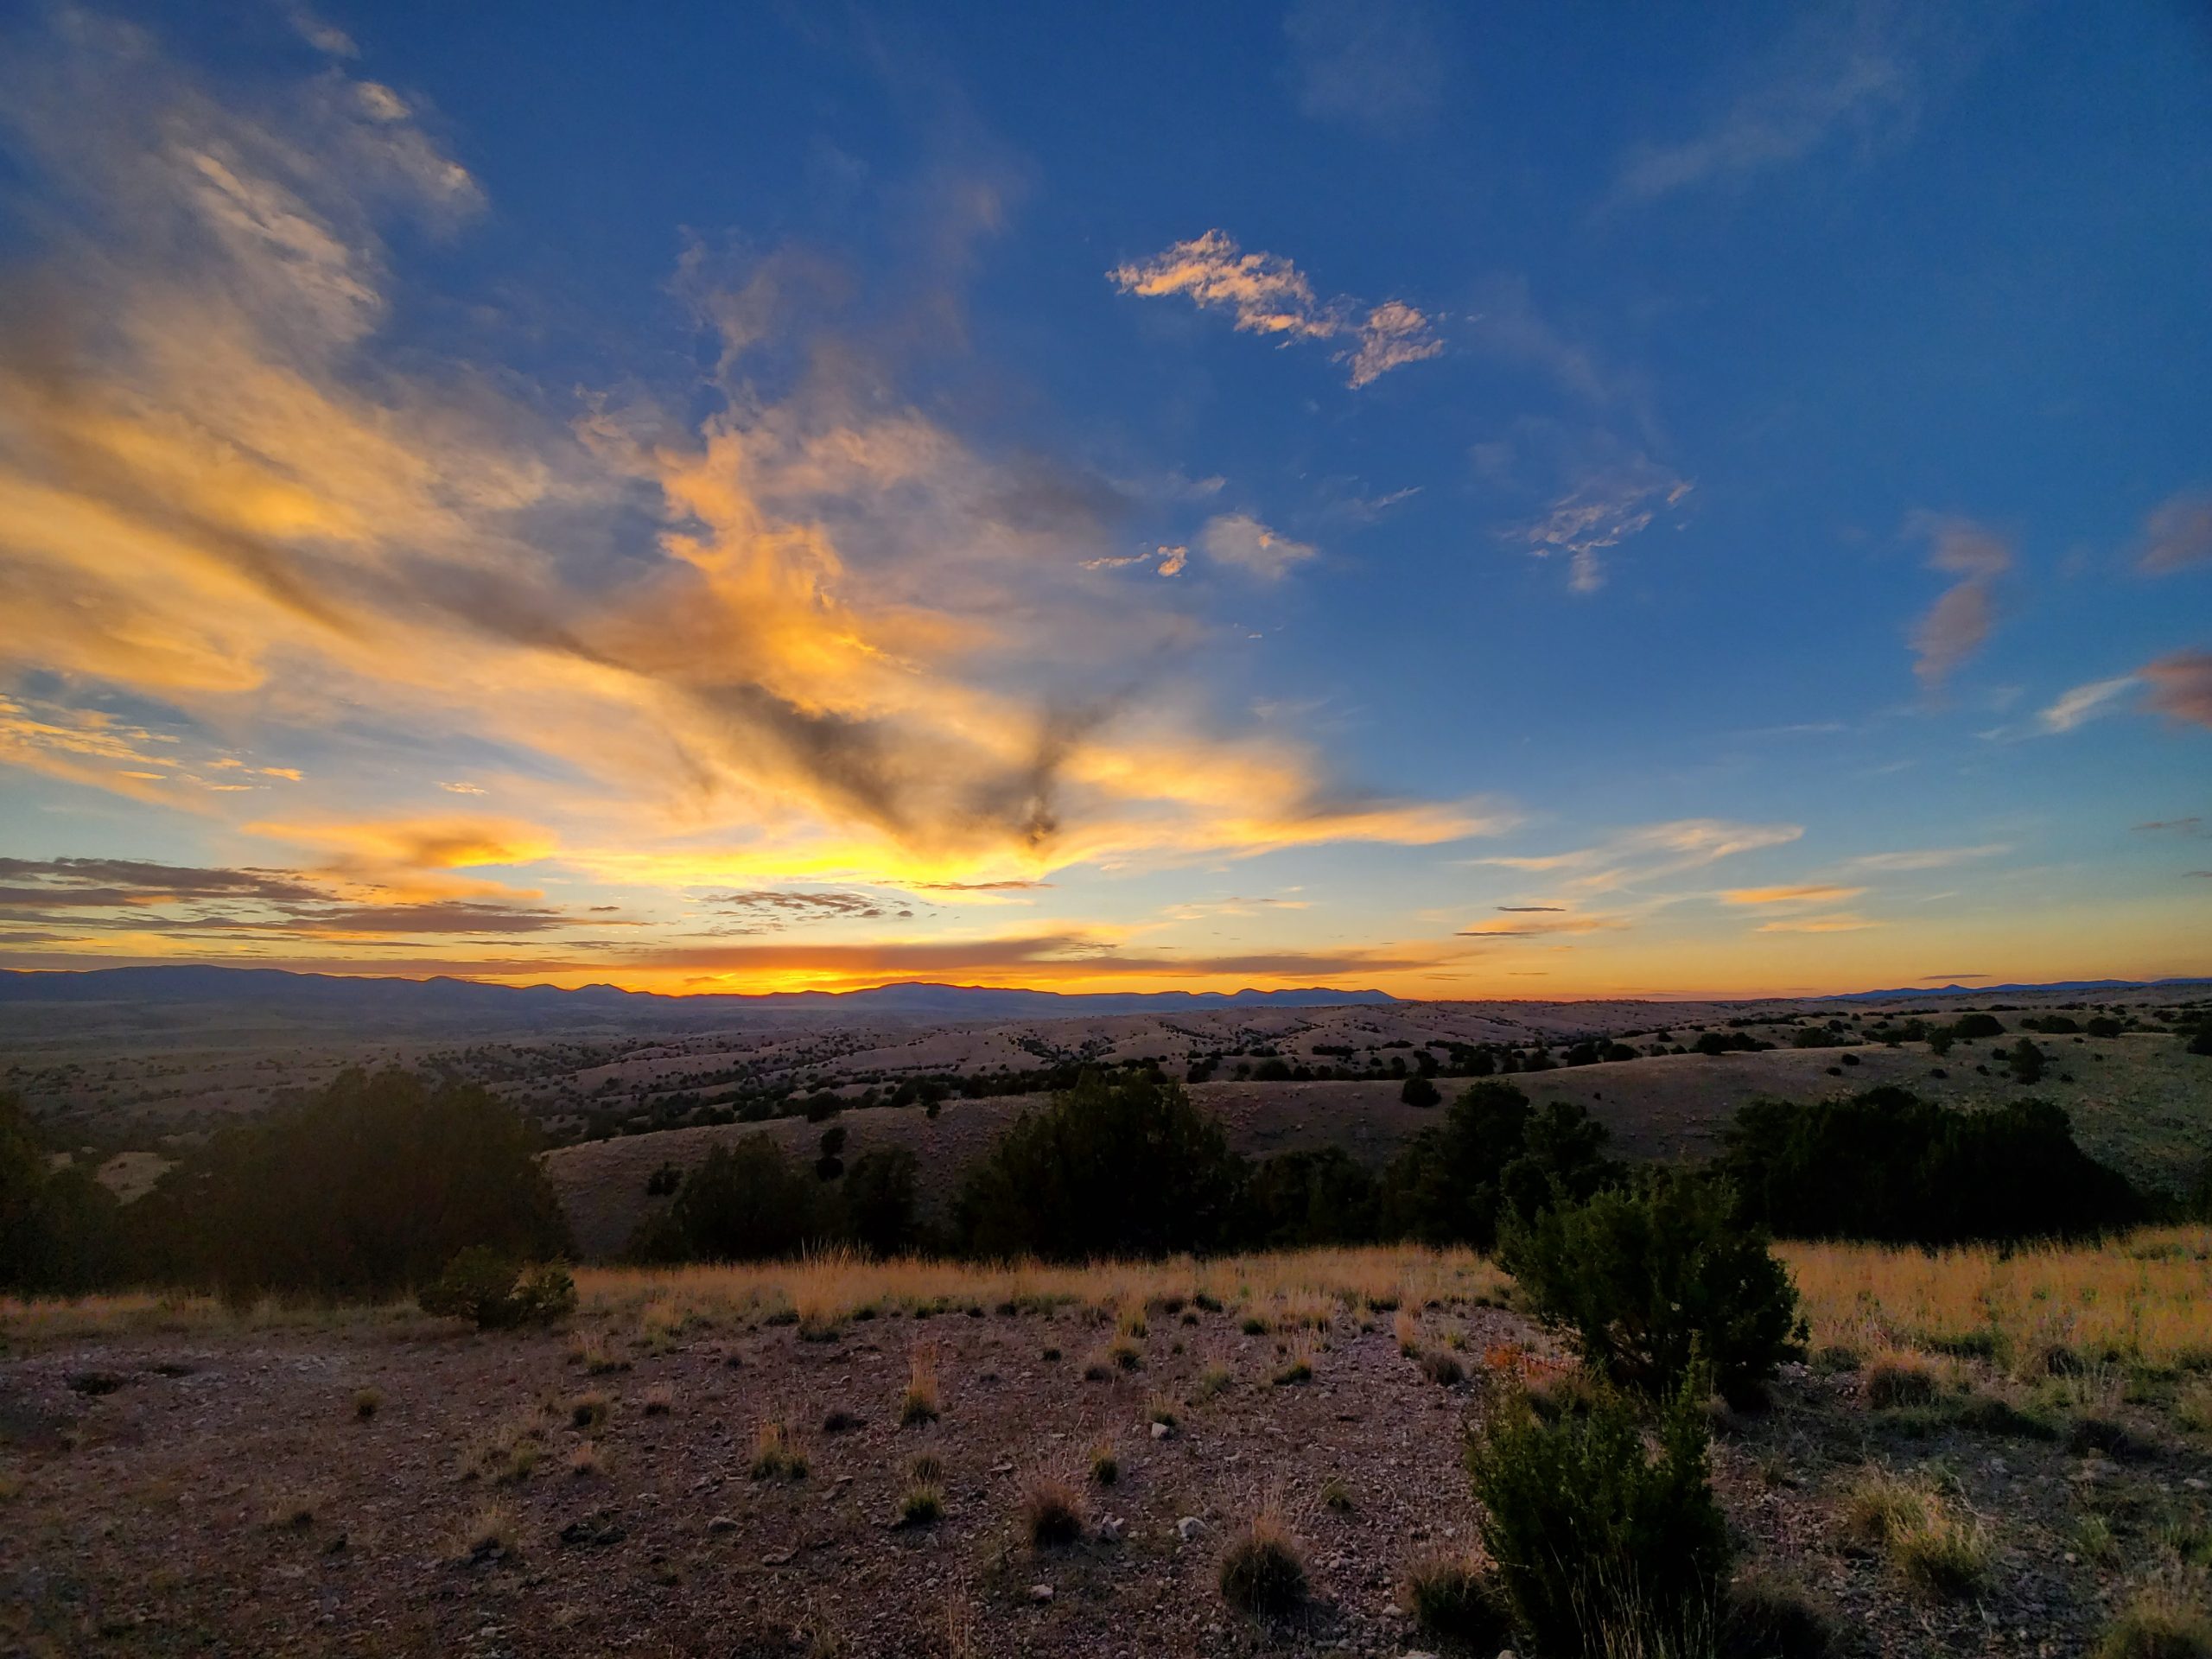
top-left (1, 3), bottom-right (2206, 1001)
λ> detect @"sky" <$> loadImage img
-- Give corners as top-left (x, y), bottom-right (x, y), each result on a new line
top-left (0, 0), bottom-right (2207, 1001)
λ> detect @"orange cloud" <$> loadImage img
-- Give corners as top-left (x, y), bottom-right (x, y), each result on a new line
top-left (1721, 883), bottom-right (1867, 907)
top-left (0, 18), bottom-right (1483, 898)
top-left (1755, 913), bottom-right (1879, 933)
top-left (1108, 230), bottom-right (1441, 388)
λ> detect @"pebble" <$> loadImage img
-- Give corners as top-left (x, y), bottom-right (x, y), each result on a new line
top-left (706, 1516), bottom-right (737, 1534)
top-left (1099, 1516), bottom-right (1126, 1542)
top-left (1027, 1583), bottom-right (1053, 1604)
top-left (1176, 1516), bottom-right (1206, 1542)
top-left (1151, 1421), bottom-right (1173, 1440)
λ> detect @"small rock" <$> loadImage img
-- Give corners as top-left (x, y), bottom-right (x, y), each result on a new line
top-left (1382, 1602), bottom-right (1404, 1618)
top-left (1150, 1421), bottom-right (1173, 1441)
top-left (1098, 1516), bottom-right (1126, 1543)
top-left (760, 1549), bottom-right (794, 1567)
top-left (1027, 1583), bottom-right (1053, 1604)
top-left (707, 1516), bottom-right (738, 1535)
top-left (557, 1512), bottom-right (625, 1548)
top-left (1176, 1516), bottom-right (1206, 1542)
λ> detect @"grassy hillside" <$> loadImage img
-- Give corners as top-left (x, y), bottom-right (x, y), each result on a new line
top-left (543, 1033), bottom-right (2211, 1260)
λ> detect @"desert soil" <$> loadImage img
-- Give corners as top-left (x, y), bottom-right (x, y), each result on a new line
top-left (3, 1296), bottom-right (2195, 1657)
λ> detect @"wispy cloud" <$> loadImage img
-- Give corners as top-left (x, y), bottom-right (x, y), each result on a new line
top-left (1516, 461), bottom-right (1692, 594)
top-left (1471, 818), bottom-right (1803, 898)
top-left (2037, 675), bottom-right (2138, 734)
top-left (1281, 0), bottom-right (1448, 138)
top-left (1721, 883), bottom-right (1867, 908)
top-left (1457, 911), bottom-right (1627, 938)
top-left (1908, 515), bottom-right (2012, 688)
top-left (1108, 230), bottom-right (1441, 387)
top-left (1755, 912), bottom-right (1879, 933)
top-left (1610, 3), bottom-right (1925, 206)
top-left (1346, 300), bottom-right (1446, 387)
top-left (702, 888), bottom-right (914, 931)
top-left (1838, 843), bottom-right (2009, 873)
top-left (1199, 514), bottom-right (1319, 582)
top-left (0, 13), bottom-right (1484, 915)
top-left (2138, 490), bottom-right (2212, 575)
top-left (2140, 650), bottom-right (2212, 730)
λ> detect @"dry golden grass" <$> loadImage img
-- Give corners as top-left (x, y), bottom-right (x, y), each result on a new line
top-left (748, 1414), bottom-right (809, 1481)
top-left (1780, 1229), bottom-right (2212, 1374)
top-left (1840, 1467), bottom-right (1990, 1596)
top-left (901, 1341), bottom-right (942, 1426)
top-left (570, 1245), bottom-right (1504, 1344)
top-left (1019, 1468), bottom-right (1085, 1547)
top-left (1219, 1498), bottom-right (1308, 1617)
top-left (449, 1502), bottom-right (516, 1563)
top-left (12, 1233), bottom-right (2209, 1404)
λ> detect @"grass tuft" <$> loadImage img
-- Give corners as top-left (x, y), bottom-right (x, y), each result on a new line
top-left (749, 1416), bottom-right (809, 1480)
top-left (1402, 1549), bottom-right (1510, 1646)
top-left (1862, 1350), bottom-right (1942, 1409)
top-left (2094, 1586), bottom-right (2212, 1659)
top-left (1219, 1504), bottom-right (1307, 1618)
top-left (1020, 1471), bottom-right (1085, 1547)
top-left (1840, 1467), bottom-right (1988, 1596)
top-left (899, 1481), bottom-right (944, 1527)
top-left (902, 1341), bottom-right (943, 1427)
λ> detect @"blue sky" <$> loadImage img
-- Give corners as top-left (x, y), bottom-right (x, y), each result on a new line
top-left (0, 0), bottom-right (2205, 996)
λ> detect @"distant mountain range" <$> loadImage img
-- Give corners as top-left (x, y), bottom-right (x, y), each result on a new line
top-left (0, 964), bottom-right (1398, 1027)
top-left (1823, 978), bottom-right (2211, 1002)
top-left (0, 965), bottom-right (2201, 1036)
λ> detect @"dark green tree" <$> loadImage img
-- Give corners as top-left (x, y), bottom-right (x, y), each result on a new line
top-left (842, 1144), bottom-right (920, 1256)
top-left (1469, 1375), bottom-right (1732, 1658)
top-left (1381, 1083), bottom-right (1617, 1250)
top-left (953, 1071), bottom-right (1245, 1260)
top-left (1241, 1147), bottom-right (1379, 1248)
top-left (0, 1092), bottom-right (123, 1294)
top-left (137, 1068), bottom-right (567, 1303)
top-left (1501, 1167), bottom-right (1805, 1403)
top-left (1719, 1086), bottom-right (2139, 1244)
top-left (629, 1134), bottom-right (822, 1262)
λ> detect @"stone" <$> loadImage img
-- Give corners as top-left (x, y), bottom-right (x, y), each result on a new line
top-left (707, 1516), bottom-right (738, 1535)
top-left (557, 1512), bottom-right (625, 1548)
top-left (1098, 1516), bottom-right (1126, 1543)
top-left (1151, 1421), bottom-right (1173, 1440)
top-left (1176, 1516), bottom-right (1206, 1542)
top-left (1027, 1584), bottom-right (1054, 1604)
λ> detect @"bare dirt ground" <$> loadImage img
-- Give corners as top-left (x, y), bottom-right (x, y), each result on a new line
top-left (4, 1279), bottom-right (2206, 1658)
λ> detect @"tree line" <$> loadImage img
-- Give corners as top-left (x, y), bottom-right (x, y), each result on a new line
top-left (0, 1046), bottom-right (2183, 1299)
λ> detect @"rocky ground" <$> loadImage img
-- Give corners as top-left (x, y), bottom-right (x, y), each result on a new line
top-left (5, 1287), bottom-right (2205, 1657)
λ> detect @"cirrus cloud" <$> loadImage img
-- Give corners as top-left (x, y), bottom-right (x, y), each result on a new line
top-left (1108, 230), bottom-right (1441, 388)
top-left (1908, 515), bottom-right (2012, 688)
